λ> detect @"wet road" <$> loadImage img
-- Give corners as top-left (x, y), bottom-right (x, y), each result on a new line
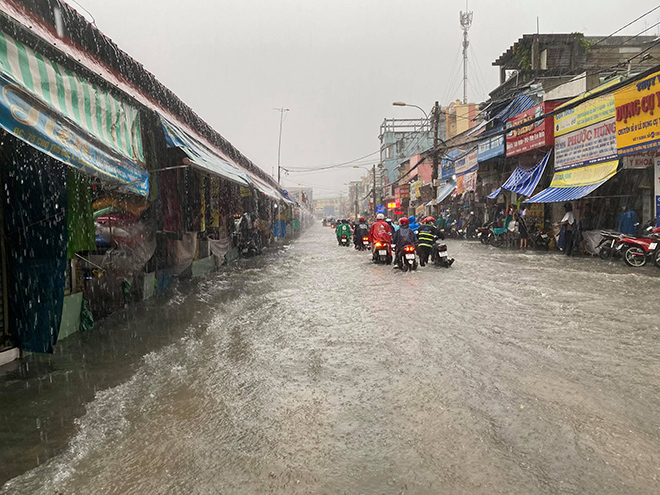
top-left (2, 224), bottom-right (660, 494)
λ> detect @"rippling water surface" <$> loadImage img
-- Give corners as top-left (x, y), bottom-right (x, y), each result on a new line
top-left (2, 225), bottom-right (660, 494)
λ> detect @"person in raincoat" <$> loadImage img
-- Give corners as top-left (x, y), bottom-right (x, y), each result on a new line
top-left (416, 216), bottom-right (442, 266)
top-left (368, 213), bottom-right (392, 245)
top-left (616, 202), bottom-right (639, 235)
top-left (408, 215), bottom-right (420, 234)
top-left (353, 216), bottom-right (370, 248)
top-left (392, 217), bottom-right (417, 265)
top-left (335, 219), bottom-right (352, 245)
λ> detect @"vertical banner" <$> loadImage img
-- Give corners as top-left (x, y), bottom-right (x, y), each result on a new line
top-left (655, 157), bottom-right (660, 219)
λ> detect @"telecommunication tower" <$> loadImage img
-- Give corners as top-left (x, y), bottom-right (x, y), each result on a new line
top-left (459, 6), bottom-right (473, 105)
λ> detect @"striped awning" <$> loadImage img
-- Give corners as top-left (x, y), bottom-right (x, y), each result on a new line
top-left (487, 150), bottom-right (550, 199)
top-left (160, 115), bottom-right (250, 186)
top-left (494, 94), bottom-right (536, 122)
top-left (0, 30), bottom-right (144, 162)
top-left (487, 187), bottom-right (502, 199)
top-left (436, 181), bottom-right (456, 203)
top-left (525, 160), bottom-right (619, 203)
top-left (0, 29), bottom-right (149, 195)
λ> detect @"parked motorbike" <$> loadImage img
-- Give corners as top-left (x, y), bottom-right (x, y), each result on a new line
top-left (530, 224), bottom-right (551, 250)
top-left (431, 239), bottom-right (455, 268)
top-left (615, 225), bottom-right (660, 268)
top-left (372, 240), bottom-right (393, 264)
top-left (476, 224), bottom-right (491, 245)
top-left (397, 244), bottom-right (418, 272)
top-left (597, 231), bottom-right (624, 262)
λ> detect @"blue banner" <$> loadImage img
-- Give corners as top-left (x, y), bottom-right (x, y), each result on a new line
top-left (441, 149), bottom-right (459, 180)
top-left (376, 205), bottom-right (385, 213)
top-left (0, 72), bottom-right (149, 196)
top-left (478, 125), bottom-right (505, 162)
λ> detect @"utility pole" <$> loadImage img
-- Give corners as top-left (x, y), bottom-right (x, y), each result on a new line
top-left (460, 6), bottom-right (473, 104)
top-left (372, 164), bottom-right (377, 219)
top-left (274, 107), bottom-right (289, 185)
top-left (431, 101), bottom-right (440, 209)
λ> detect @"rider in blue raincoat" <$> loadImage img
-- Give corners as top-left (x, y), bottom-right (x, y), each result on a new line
top-left (408, 215), bottom-right (420, 234)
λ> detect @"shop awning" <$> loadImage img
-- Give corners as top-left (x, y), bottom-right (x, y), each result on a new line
top-left (487, 150), bottom-right (550, 199)
top-left (525, 160), bottom-right (619, 203)
top-left (436, 181), bottom-right (457, 203)
top-left (160, 115), bottom-right (250, 186)
top-left (280, 189), bottom-right (299, 205)
top-left (248, 173), bottom-right (282, 200)
top-left (0, 30), bottom-right (149, 196)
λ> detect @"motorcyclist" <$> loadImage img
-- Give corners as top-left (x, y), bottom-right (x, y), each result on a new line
top-left (408, 215), bottom-right (420, 233)
top-left (368, 213), bottom-right (393, 245)
top-left (417, 216), bottom-right (442, 266)
top-left (385, 217), bottom-right (397, 232)
top-left (392, 217), bottom-right (417, 266)
top-left (335, 218), bottom-right (352, 245)
top-left (353, 216), bottom-right (370, 248)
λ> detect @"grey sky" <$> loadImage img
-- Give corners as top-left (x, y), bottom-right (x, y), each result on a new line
top-left (68, 0), bottom-right (660, 197)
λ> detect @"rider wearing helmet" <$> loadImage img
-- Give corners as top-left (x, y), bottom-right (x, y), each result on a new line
top-left (392, 217), bottom-right (417, 265)
top-left (353, 215), bottom-right (370, 248)
top-left (417, 216), bottom-right (442, 266)
top-left (368, 213), bottom-right (393, 245)
top-left (335, 218), bottom-right (352, 245)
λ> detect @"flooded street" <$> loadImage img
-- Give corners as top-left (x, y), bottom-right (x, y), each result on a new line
top-left (2, 224), bottom-right (660, 495)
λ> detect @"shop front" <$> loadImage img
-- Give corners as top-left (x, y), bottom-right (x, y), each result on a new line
top-left (0, 28), bottom-right (149, 352)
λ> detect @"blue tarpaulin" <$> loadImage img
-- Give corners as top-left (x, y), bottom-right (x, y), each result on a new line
top-left (160, 115), bottom-right (250, 186)
top-left (487, 150), bottom-right (550, 199)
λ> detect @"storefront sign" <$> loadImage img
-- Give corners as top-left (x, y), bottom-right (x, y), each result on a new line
top-left (554, 79), bottom-right (619, 137)
top-left (0, 72), bottom-right (149, 196)
top-left (623, 151), bottom-right (656, 169)
top-left (477, 132), bottom-right (505, 162)
top-left (506, 102), bottom-right (560, 157)
top-left (463, 171), bottom-right (478, 192)
top-left (412, 180), bottom-right (423, 199)
top-left (456, 175), bottom-right (464, 195)
top-left (455, 149), bottom-right (478, 176)
top-left (554, 118), bottom-right (617, 171)
top-left (549, 160), bottom-right (618, 188)
top-left (441, 149), bottom-right (460, 179)
top-left (655, 158), bottom-right (660, 218)
top-left (615, 70), bottom-right (660, 155)
top-left (376, 205), bottom-right (386, 213)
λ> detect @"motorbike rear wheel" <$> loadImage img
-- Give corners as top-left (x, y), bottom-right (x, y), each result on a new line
top-left (653, 248), bottom-right (660, 269)
top-left (623, 245), bottom-right (647, 267)
top-left (489, 234), bottom-right (503, 248)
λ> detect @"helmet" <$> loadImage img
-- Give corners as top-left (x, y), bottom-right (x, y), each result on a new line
top-left (385, 218), bottom-right (392, 223)
top-left (425, 216), bottom-right (436, 224)
top-left (359, 216), bottom-right (365, 222)
top-left (342, 219), bottom-right (348, 223)
top-left (399, 217), bottom-right (409, 226)
top-left (377, 213), bottom-right (385, 220)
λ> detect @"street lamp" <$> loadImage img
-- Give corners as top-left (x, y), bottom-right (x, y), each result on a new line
top-left (273, 107), bottom-right (289, 185)
top-left (353, 165), bottom-right (377, 218)
top-left (392, 101), bottom-right (429, 122)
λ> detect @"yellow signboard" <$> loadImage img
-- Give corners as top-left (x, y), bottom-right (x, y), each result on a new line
top-left (614, 70), bottom-right (660, 155)
top-left (554, 78), bottom-right (621, 137)
top-left (549, 160), bottom-right (618, 188)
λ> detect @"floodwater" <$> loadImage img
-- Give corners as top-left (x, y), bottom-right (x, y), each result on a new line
top-left (2, 225), bottom-right (660, 495)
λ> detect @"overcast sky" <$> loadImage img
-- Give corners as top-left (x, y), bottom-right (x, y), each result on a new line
top-left (67, 0), bottom-right (660, 197)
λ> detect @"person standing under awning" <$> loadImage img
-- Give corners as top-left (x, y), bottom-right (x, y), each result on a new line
top-left (616, 203), bottom-right (639, 235)
top-left (555, 202), bottom-right (576, 256)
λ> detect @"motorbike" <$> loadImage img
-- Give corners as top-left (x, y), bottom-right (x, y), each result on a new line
top-left (372, 240), bottom-right (393, 264)
top-left (431, 239), bottom-right (454, 268)
top-left (356, 235), bottom-right (370, 251)
top-left (476, 224), bottom-right (491, 245)
top-left (613, 225), bottom-right (660, 268)
top-left (530, 224), bottom-right (551, 250)
top-left (597, 231), bottom-right (625, 261)
top-left (339, 234), bottom-right (350, 247)
top-left (397, 244), bottom-right (418, 272)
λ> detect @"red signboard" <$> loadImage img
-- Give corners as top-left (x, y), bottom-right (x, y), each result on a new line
top-left (387, 201), bottom-right (400, 209)
top-left (506, 101), bottom-right (561, 157)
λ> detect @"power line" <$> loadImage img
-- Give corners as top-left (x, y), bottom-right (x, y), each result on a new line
top-left (591, 4), bottom-right (660, 47)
